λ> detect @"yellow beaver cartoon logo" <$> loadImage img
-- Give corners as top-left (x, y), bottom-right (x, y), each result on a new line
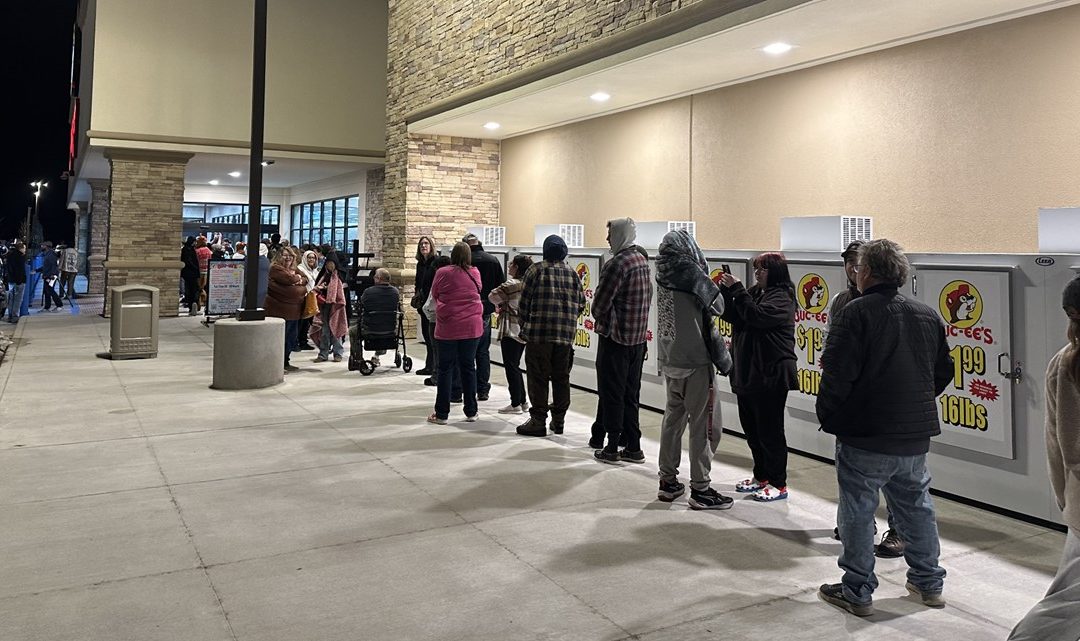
top-left (797, 273), bottom-right (829, 314)
top-left (939, 280), bottom-right (982, 328)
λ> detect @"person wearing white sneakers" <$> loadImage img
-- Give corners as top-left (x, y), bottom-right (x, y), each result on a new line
top-left (718, 252), bottom-right (798, 502)
top-left (489, 254), bottom-right (533, 415)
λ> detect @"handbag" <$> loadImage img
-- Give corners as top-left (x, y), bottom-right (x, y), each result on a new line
top-left (302, 291), bottom-right (319, 318)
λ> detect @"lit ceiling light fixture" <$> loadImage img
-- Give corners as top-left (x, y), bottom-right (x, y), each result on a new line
top-left (208, 179), bottom-right (220, 185)
top-left (762, 42), bottom-right (794, 55)
top-left (228, 171), bottom-right (242, 178)
top-left (483, 122), bottom-right (501, 131)
top-left (261, 159), bottom-right (275, 166)
top-left (590, 92), bottom-right (611, 102)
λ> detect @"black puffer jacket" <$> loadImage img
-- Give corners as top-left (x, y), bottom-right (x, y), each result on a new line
top-left (469, 243), bottom-right (505, 317)
top-left (720, 282), bottom-right (798, 395)
top-left (816, 284), bottom-right (953, 454)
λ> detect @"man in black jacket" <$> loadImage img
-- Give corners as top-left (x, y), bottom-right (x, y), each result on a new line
top-left (816, 238), bottom-right (952, 618)
top-left (5, 242), bottom-right (27, 323)
top-left (462, 233), bottom-right (505, 402)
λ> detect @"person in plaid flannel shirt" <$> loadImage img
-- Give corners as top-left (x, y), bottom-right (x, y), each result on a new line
top-left (516, 235), bottom-right (586, 437)
top-left (592, 217), bottom-right (653, 465)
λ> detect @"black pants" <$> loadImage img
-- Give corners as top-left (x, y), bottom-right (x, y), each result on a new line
top-left (297, 316), bottom-right (313, 347)
top-left (597, 336), bottom-right (646, 452)
top-left (735, 388), bottom-right (790, 488)
top-left (500, 337), bottom-right (526, 407)
top-left (419, 313), bottom-right (435, 371)
top-left (525, 342), bottom-right (573, 424)
top-left (42, 279), bottom-right (63, 309)
top-left (182, 275), bottom-right (200, 309)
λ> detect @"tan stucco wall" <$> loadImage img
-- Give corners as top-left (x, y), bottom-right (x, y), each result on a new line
top-left (90, 0), bottom-right (387, 153)
top-left (501, 5), bottom-right (1080, 253)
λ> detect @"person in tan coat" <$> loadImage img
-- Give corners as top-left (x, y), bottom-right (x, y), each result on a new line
top-left (264, 250), bottom-right (307, 373)
top-left (1010, 275), bottom-right (1080, 641)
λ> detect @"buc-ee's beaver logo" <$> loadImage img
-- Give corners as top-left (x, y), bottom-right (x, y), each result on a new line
top-left (797, 273), bottom-right (829, 314)
top-left (939, 280), bottom-right (983, 328)
top-left (710, 268), bottom-right (724, 284)
top-left (576, 262), bottom-right (590, 289)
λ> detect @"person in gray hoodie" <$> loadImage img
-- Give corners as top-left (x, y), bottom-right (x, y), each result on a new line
top-left (655, 231), bottom-right (734, 509)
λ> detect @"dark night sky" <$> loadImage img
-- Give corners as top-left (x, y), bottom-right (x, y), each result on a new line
top-left (0, 0), bottom-right (80, 244)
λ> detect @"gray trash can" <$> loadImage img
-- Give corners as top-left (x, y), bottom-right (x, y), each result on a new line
top-left (108, 285), bottom-right (159, 359)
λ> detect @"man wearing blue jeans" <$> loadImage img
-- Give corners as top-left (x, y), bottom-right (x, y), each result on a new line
top-left (816, 238), bottom-right (953, 617)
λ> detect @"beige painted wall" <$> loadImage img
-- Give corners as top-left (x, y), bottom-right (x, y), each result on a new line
top-left (90, 0), bottom-right (387, 153)
top-left (501, 5), bottom-right (1080, 253)
top-left (501, 99), bottom-right (692, 247)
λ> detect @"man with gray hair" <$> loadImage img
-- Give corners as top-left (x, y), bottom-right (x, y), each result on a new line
top-left (360, 268), bottom-right (400, 366)
top-left (816, 238), bottom-right (953, 617)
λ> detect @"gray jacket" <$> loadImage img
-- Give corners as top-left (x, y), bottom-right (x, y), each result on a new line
top-left (657, 287), bottom-right (732, 375)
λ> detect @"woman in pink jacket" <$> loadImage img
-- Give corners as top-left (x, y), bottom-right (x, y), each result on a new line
top-left (428, 242), bottom-right (484, 424)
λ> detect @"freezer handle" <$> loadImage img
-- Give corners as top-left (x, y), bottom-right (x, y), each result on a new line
top-left (998, 352), bottom-right (1023, 383)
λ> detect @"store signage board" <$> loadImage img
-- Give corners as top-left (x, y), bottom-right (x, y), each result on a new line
top-left (206, 259), bottom-right (245, 317)
top-left (914, 266), bottom-right (1015, 459)
top-left (786, 262), bottom-right (848, 413)
top-left (570, 254), bottom-right (601, 362)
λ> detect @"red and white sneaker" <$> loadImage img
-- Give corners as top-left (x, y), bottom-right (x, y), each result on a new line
top-left (735, 478), bottom-right (768, 493)
top-left (751, 484), bottom-right (788, 502)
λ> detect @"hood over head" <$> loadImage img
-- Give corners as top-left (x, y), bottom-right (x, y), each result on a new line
top-left (607, 217), bottom-right (637, 254)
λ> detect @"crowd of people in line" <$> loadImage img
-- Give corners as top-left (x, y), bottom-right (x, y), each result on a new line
top-left (2, 240), bottom-right (81, 323)
top-left (411, 220), bottom-right (1080, 634)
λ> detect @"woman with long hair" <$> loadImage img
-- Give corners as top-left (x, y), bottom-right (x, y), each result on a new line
top-left (311, 257), bottom-right (348, 363)
top-left (719, 251), bottom-right (798, 502)
top-left (414, 236), bottom-right (438, 376)
top-left (295, 250), bottom-right (320, 351)
top-left (180, 236), bottom-right (200, 315)
top-left (264, 249), bottom-right (307, 373)
top-left (489, 254), bottom-right (533, 414)
top-left (1010, 275), bottom-right (1080, 641)
top-left (427, 242), bottom-right (483, 424)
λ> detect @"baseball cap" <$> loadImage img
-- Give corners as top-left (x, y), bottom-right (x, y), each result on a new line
top-left (841, 240), bottom-right (864, 260)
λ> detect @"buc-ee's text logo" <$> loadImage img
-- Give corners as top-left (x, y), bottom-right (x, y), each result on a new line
top-left (797, 273), bottom-right (829, 314)
top-left (939, 280), bottom-right (983, 328)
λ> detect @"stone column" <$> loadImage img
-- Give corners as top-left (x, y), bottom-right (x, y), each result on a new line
top-left (103, 148), bottom-right (193, 317)
top-left (86, 179), bottom-right (110, 294)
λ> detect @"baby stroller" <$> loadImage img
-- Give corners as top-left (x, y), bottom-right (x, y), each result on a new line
top-left (348, 303), bottom-right (413, 376)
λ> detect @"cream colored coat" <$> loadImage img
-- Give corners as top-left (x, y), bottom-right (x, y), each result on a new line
top-left (1046, 345), bottom-right (1080, 532)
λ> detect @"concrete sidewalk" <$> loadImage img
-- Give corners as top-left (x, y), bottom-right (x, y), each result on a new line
top-left (0, 314), bottom-right (1063, 640)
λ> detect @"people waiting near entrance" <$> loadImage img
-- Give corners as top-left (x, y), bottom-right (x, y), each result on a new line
top-left (414, 236), bottom-right (437, 376)
top-left (420, 255), bottom-right (452, 388)
top-left (265, 248), bottom-right (307, 373)
top-left (427, 242), bottom-right (483, 425)
top-left (60, 244), bottom-right (78, 299)
top-left (180, 236), bottom-right (201, 315)
top-left (462, 232), bottom-right (505, 403)
top-left (296, 250), bottom-right (320, 351)
top-left (718, 251), bottom-right (797, 502)
top-left (359, 268), bottom-right (399, 367)
top-left (5, 242), bottom-right (26, 324)
top-left (489, 254), bottom-right (533, 415)
top-left (37, 242), bottom-right (63, 313)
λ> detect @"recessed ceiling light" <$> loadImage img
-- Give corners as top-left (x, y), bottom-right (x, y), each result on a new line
top-left (208, 179), bottom-right (220, 186)
top-left (228, 171), bottom-right (242, 178)
top-left (590, 92), bottom-right (611, 102)
top-left (261, 160), bottom-right (275, 166)
top-left (483, 122), bottom-right (501, 131)
top-left (762, 42), bottom-right (794, 55)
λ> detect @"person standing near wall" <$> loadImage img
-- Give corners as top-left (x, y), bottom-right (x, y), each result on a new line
top-left (60, 244), bottom-right (78, 299)
top-left (1009, 275), bottom-right (1080, 641)
top-left (414, 236), bottom-right (437, 376)
top-left (180, 236), bottom-right (201, 316)
top-left (427, 242), bottom-right (484, 425)
top-left (195, 236), bottom-right (212, 310)
top-left (654, 230), bottom-right (733, 508)
top-left (264, 249), bottom-right (307, 373)
top-left (718, 252), bottom-right (797, 501)
top-left (516, 235), bottom-right (584, 437)
top-left (815, 239), bottom-right (951, 618)
top-left (462, 233), bottom-right (506, 402)
top-left (489, 254), bottom-right (533, 415)
top-left (37, 242), bottom-right (63, 313)
top-left (592, 218), bottom-right (652, 464)
top-left (5, 242), bottom-right (26, 323)
top-left (296, 250), bottom-right (320, 351)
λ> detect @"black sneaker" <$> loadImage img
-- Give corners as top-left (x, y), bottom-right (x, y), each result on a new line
top-left (516, 418), bottom-right (547, 437)
top-left (593, 449), bottom-right (620, 465)
top-left (477, 392), bottom-right (489, 401)
top-left (416, 368), bottom-right (432, 376)
top-left (874, 529), bottom-right (906, 558)
top-left (905, 582), bottom-right (945, 608)
top-left (424, 377), bottom-right (436, 386)
top-left (658, 480), bottom-right (685, 502)
top-left (550, 422), bottom-right (564, 435)
top-left (688, 487), bottom-right (734, 510)
top-left (588, 436), bottom-right (604, 449)
top-left (618, 449), bottom-right (645, 464)
top-left (284, 364), bottom-right (300, 373)
top-left (818, 583), bottom-right (873, 617)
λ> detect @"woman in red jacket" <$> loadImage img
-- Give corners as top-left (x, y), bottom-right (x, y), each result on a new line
top-left (264, 250), bottom-right (308, 373)
top-left (428, 242), bottom-right (483, 425)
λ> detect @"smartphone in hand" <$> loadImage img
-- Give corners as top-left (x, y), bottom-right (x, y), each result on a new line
top-left (721, 264), bottom-right (731, 274)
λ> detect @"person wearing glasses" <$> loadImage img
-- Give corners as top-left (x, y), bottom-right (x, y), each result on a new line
top-left (718, 252), bottom-right (798, 502)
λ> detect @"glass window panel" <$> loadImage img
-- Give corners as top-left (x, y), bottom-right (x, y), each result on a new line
top-left (347, 197), bottom-right (359, 226)
top-left (334, 199), bottom-right (346, 227)
top-left (302, 204), bottom-right (311, 228)
top-left (291, 205), bottom-right (300, 233)
top-left (182, 204), bottom-right (206, 220)
top-left (311, 202), bottom-right (322, 229)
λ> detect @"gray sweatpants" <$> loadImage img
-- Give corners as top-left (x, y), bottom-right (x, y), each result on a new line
top-left (657, 366), bottom-right (720, 491)
top-left (1009, 528), bottom-right (1080, 641)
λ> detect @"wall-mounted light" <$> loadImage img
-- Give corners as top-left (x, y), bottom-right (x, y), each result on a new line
top-left (590, 92), bottom-right (611, 103)
top-left (762, 42), bottom-right (794, 55)
top-left (228, 171), bottom-right (242, 178)
top-left (483, 122), bottom-right (501, 131)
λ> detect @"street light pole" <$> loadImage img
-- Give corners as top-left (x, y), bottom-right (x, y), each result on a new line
top-left (29, 180), bottom-right (47, 246)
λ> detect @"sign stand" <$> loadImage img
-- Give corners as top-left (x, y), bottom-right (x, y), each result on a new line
top-left (202, 259), bottom-right (245, 325)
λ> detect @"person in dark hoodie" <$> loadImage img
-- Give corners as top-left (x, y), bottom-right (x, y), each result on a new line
top-left (180, 236), bottom-right (201, 315)
top-left (5, 242), bottom-right (27, 323)
top-left (462, 233), bottom-right (506, 401)
top-left (592, 218), bottom-right (653, 465)
top-left (654, 230), bottom-right (734, 509)
top-left (37, 242), bottom-right (63, 312)
top-left (516, 235), bottom-right (585, 437)
top-left (719, 251), bottom-right (798, 502)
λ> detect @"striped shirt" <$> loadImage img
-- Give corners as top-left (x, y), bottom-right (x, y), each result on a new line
top-left (593, 248), bottom-right (652, 346)
top-left (519, 260), bottom-right (585, 345)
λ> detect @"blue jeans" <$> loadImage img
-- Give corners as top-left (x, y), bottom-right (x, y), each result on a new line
top-left (836, 442), bottom-right (946, 604)
top-left (284, 319), bottom-right (299, 366)
top-left (435, 337), bottom-right (479, 419)
top-left (7, 283), bottom-right (25, 321)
